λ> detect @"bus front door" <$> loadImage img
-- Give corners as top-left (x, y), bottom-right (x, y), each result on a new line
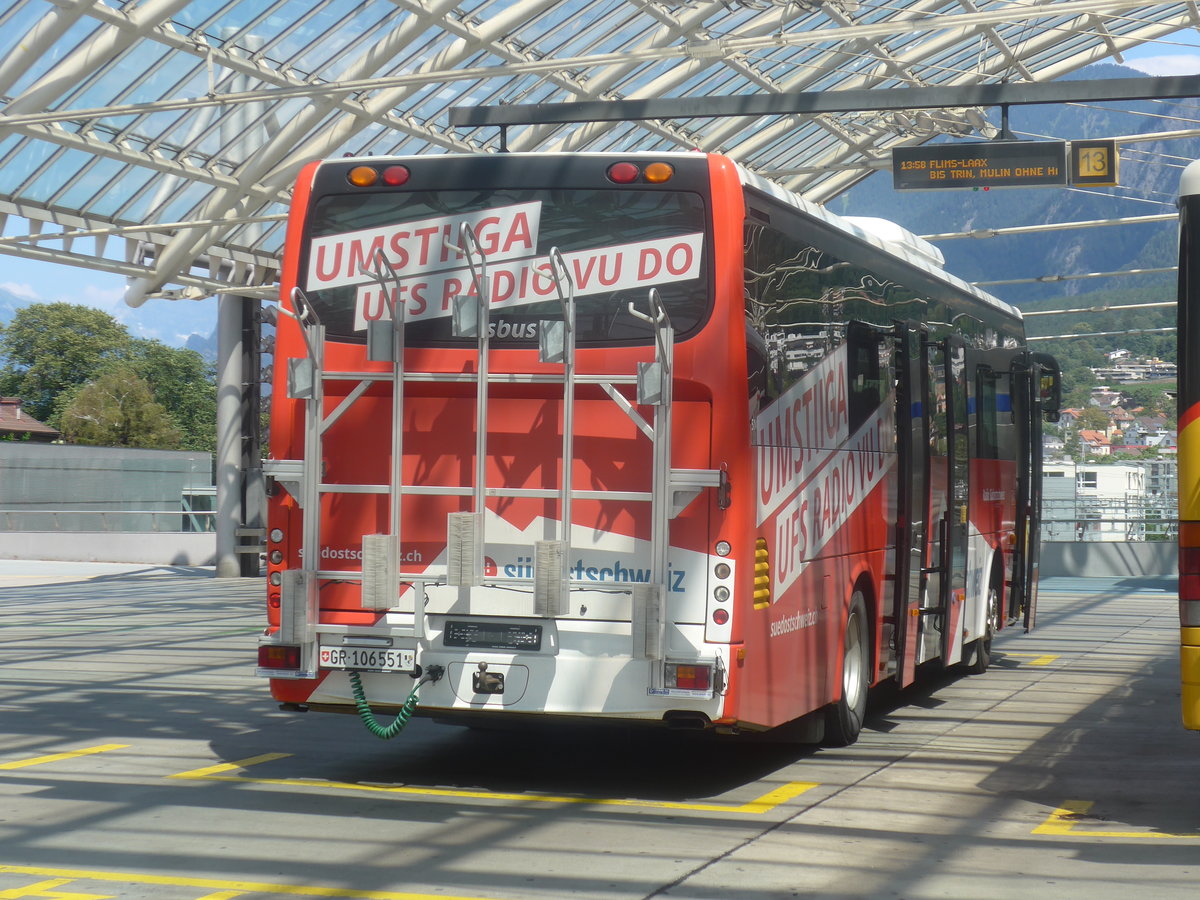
top-left (924, 336), bottom-right (970, 665)
top-left (892, 322), bottom-right (926, 686)
top-left (1011, 353), bottom-right (1049, 631)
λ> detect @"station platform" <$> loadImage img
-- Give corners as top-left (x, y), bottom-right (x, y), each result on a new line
top-left (0, 562), bottom-right (1194, 899)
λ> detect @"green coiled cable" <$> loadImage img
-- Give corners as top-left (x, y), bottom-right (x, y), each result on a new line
top-left (347, 669), bottom-right (425, 740)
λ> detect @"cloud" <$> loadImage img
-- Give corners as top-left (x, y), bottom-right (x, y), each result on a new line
top-left (79, 283), bottom-right (124, 312)
top-left (0, 281), bottom-right (41, 301)
top-left (1124, 53), bottom-right (1200, 76)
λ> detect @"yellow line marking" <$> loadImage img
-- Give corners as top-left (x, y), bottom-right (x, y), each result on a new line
top-left (169, 754), bottom-right (816, 814)
top-left (1033, 800), bottom-right (1200, 839)
top-left (1002, 652), bottom-right (1059, 666)
top-left (0, 866), bottom-right (489, 900)
top-left (0, 745), bottom-right (129, 771)
top-left (168, 752), bottom-right (293, 778)
top-left (0, 877), bottom-right (114, 899)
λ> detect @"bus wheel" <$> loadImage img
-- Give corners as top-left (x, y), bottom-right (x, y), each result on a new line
top-left (963, 581), bottom-right (999, 675)
top-left (825, 591), bottom-right (869, 747)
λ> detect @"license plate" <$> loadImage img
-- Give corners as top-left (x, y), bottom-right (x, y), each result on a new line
top-left (318, 645), bottom-right (415, 673)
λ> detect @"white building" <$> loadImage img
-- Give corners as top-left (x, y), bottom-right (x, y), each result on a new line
top-left (1042, 461), bottom-right (1173, 542)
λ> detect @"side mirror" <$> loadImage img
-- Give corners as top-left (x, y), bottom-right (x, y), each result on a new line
top-left (1031, 351), bottom-right (1062, 423)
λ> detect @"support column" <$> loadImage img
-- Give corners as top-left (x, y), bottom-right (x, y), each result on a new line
top-left (215, 293), bottom-right (243, 577)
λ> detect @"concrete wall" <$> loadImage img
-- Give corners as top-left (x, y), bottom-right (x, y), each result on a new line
top-left (0, 532), bottom-right (216, 567)
top-left (1039, 540), bottom-right (1175, 579)
top-left (0, 443), bottom-right (212, 531)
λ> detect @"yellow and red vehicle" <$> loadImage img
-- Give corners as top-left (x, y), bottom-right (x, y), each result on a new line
top-left (257, 152), bottom-right (1058, 744)
top-left (1179, 157), bottom-right (1200, 730)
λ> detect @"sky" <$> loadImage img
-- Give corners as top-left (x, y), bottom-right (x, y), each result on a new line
top-left (1119, 27), bottom-right (1200, 76)
top-left (0, 265), bottom-right (218, 348)
top-left (0, 28), bottom-right (1198, 349)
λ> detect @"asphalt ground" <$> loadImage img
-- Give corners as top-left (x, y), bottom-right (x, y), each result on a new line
top-left (0, 561), bottom-right (1196, 899)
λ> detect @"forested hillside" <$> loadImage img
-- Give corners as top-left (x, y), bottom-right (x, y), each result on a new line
top-left (836, 65), bottom-right (1195, 303)
top-left (836, 63), bottom-right (1193, 406)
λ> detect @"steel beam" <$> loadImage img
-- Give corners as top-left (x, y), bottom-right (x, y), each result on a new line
top-left (450, 75), bottom-right (1200, 128)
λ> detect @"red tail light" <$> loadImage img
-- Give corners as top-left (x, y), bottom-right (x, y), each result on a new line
top-left (668, 664), bottom-right (711, 691)
top-left (258, 645), bottom-right (301, 670)
top-left (607, 162), bottom-right (640, 184)
top-left (382, 165), bottom-right (410, 186)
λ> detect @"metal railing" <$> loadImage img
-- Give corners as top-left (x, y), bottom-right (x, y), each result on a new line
top-left (0, 508), bottom-right (216, 533)
top-left (1041, 496), bottom-right (1178, 542)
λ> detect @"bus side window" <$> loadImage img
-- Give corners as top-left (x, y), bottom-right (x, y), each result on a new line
top-left (976, 368), bottom-right (1000, 460)
top-left (746, 320), bottom-right (770, 415)
top-left (847, 322), bottom-right (887, 433)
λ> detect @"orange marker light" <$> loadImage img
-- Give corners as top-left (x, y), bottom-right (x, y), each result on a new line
top-left (347, 166), bottom-right (379, 187)
top-left (643, 162), bottom-right (674, 183)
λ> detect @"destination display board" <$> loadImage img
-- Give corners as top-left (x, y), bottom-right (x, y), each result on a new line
top-left (892, 140), bottom-right (1068, 190)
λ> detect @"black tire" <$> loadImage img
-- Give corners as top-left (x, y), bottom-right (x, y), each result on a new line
top-left (824, 590), bottom-right (870, 747)
top-left (962, 581), bottom-right (999, 675)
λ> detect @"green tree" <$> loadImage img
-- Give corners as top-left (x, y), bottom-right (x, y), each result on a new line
top-left (124, 339), bottom-right (217, 451)
top-left (1063, 430), bottom-right (1081, 461)
top-left (1060, 364), bottom-right (1097, 409)
top-left (1078, 406), bottom-right (1110, 431)
top-left (0, 302), bottom-right (219, 449)
top-left (1121, 383), bottom-right (1174, 415)
top-left (0, 303), bottom-right (131, 425)
top-left (59, 366), bottom-right (182, 449)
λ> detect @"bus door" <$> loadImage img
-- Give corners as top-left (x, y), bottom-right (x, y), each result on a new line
top-left (892, 322), bottom-right (927, 686)
top-left (1011, 352), bottom-right (1054, 631)
top-left (924, 336), bottom-right (970, 663)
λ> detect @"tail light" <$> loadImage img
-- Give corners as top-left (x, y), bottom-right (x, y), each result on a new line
top-left (606, 161), bottom-right (676, 184)
top-left (666, 663), bottom-right (711, 692)
top-left (258, 645), bottom-right (301, 670)
top-left (346, 164), bottom-right (411, 187)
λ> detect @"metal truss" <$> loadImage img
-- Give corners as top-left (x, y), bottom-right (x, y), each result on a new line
top-left (0, 0), bottom-right (1196, 306)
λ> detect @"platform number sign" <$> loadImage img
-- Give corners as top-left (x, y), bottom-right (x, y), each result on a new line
top-left (1070, 140), bottom-right (1119, 187)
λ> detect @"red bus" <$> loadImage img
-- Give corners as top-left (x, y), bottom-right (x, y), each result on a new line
top-left (257, 152), bottom-right (1059, 745)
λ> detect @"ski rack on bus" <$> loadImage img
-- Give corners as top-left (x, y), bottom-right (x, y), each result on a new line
top-left (266, 224), bottom-right (722, 686)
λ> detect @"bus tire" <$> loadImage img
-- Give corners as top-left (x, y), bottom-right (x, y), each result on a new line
top-left (825, 590), bottom-right (869, 747)
top-left (963, 580), bottom-right (999, 675)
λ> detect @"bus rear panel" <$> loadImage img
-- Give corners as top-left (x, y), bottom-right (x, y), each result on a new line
top-left (257, 152), bottom-right (1055, 744)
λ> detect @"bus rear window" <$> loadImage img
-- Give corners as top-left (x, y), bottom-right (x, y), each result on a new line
top-left (300, 188), bottom-right (710, 344)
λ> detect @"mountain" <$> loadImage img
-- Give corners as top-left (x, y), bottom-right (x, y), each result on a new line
top-left (0, 286), bottom-right (28, 324)
top-left (184, 329), bottom-right (218, 361)
top-left (834, 63), bottom-right (1196, 310)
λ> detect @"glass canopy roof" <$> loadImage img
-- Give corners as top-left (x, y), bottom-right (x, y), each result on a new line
top-left (0, 0), bottom-right (1194, 306)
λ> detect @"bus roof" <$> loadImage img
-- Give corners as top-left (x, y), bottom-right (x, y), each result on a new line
top-left (734, 162), bottom-right (1023, 322)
